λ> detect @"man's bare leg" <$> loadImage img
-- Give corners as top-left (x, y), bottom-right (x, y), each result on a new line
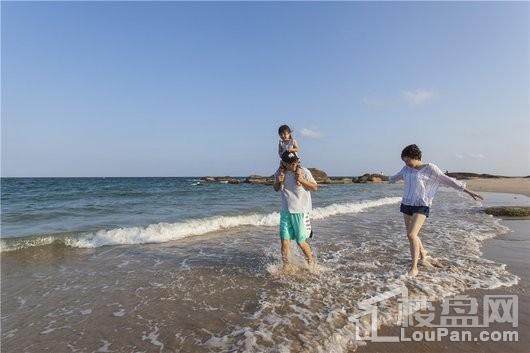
top-left (407, 213), bottom-right (427, 277)
top-left (281, 240), bottom-right (292, 271)
top-left (297, 241), bottom-right (315, 268)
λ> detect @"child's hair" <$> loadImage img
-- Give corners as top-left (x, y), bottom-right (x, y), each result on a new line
top-left (401, 144), bottom-right (422, 160)
top-left (278, 124), bottom-right (292, 136)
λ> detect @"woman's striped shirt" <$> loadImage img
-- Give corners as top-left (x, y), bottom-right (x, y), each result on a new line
top-left (389, 163), bottom-right (466, 207)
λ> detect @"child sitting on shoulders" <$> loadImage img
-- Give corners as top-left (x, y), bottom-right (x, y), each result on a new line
top-left (277, 124), bottom-right (301, 186)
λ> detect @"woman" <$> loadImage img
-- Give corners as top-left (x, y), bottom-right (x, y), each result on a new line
top-left (389, 144), bottom-right (484, 277)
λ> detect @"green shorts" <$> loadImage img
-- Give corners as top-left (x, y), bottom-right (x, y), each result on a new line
top-left (279, 211), bottom-right (311, 244)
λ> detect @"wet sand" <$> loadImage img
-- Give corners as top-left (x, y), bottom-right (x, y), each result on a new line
top-left (465, 178), bottom-right (530, 197)
top-left (357, 215), bottom-right (530, 353)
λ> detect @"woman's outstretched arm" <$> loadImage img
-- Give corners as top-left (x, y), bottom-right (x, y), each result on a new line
top-left (431, 164), bottom-right (483, 201)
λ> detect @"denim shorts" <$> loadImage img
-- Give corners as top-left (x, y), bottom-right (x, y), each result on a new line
top-left (400, 203), bottom-right (430, 217)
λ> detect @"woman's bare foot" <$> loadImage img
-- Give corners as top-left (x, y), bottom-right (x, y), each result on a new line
top-left (419, 258), bottom-right (434, 268)
top-left (408, 266), bottom-right (419, 277)
top-left (427, 257), bottom-right (445, 268)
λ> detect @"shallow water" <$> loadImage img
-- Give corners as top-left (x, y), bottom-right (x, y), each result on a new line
top-left (0, 179), bottom-right (520, 352)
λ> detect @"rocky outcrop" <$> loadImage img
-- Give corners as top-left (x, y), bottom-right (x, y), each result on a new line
top-left (244, 175), bottom-right (275, 185)
top-left (308, 168), bottom-right (331, 184)
top-left (352, 173), bottom-right (388, 183)
top-left (446, 172), bottom-right (503, 180)
top-left (244, 168), bottom-right (331, 185)
top-left (204, 169), bottom-right (393, 185)
top-left (484, 206), bottom-right (530, 218)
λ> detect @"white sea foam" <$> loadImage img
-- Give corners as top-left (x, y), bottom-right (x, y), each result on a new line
top-left (0, 197), bottom-right (401, 252)
top-left (200, 198), bottom-right (518, 353)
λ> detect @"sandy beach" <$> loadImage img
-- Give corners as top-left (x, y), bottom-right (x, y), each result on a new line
top-left (464, 178), bottom-right (530, 197)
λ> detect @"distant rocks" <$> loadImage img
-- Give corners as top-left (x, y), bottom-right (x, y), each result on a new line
top-left (242, 170), bottom-right (330, 185)
top-left (307, 168), bottom-right (330, 184)
top-left (202, 169), bottom-right (394, 185)
top-left (446, 172), bottom-right (503, 180)
top-left (244, 175), bottom-right (275, 185)
top-left (200, 170), bottom-right (523, 186)
top-left (352, 173), bottom-right (388, 183)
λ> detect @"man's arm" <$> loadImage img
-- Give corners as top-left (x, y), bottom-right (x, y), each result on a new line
top-left (297, 169), bottom-right (318, 191)
top-left (298, 177), bottom-right (318, 191)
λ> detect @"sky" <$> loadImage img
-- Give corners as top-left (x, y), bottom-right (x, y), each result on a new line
top-left (2, 1), bottom-right (529, 177)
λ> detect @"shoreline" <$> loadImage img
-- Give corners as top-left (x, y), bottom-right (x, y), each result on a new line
top-left (356, 192), bottom-right (530, 353)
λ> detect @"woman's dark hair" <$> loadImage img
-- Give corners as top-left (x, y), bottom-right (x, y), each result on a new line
top-left (401, 144), bottom-right (422, 160)
top-left (278, 124), bottom-right (292, 135)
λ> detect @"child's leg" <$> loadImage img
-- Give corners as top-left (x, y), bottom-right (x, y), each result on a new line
top-left (406, 213), bottom-right (427, 277)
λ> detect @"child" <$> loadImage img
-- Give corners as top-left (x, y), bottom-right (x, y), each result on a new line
top-left (277, 124), bottom-right (301, 185)
top-left (389, 144), bottom-right (483, 277)
top-left (273, 151), bottom-right (318, 271)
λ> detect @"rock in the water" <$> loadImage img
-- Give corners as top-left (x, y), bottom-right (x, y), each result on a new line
top-left (352, 173), bottom-right (389, 183)
top-left (244, 175), bottom-right (274, 185)
top-left (484, 206), bottom-right (530, 218)
top-left (308, 168), bottom-right (330, 184)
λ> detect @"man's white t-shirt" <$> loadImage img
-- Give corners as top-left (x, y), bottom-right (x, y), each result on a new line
top-left (274, 167), bottom-right (316, 213)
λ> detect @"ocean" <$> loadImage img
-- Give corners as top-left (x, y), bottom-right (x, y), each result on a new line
top-left (0, 177), bottom-right (518, 352)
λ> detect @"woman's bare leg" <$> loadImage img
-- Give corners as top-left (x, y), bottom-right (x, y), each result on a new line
top-left (404, 214), bottom-right (428, 261)
top-left (406, 213), bottom-right (427, 277)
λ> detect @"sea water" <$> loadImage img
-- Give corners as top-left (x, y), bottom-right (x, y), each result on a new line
top-left (0, 178), bottom-right (519, 352)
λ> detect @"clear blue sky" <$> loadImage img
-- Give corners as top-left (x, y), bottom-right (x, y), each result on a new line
top-left (2, 1), bottom-right (528, 177)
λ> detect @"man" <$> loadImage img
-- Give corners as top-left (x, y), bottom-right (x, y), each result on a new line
top-left (273, 151), bottom-right (318, 270)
